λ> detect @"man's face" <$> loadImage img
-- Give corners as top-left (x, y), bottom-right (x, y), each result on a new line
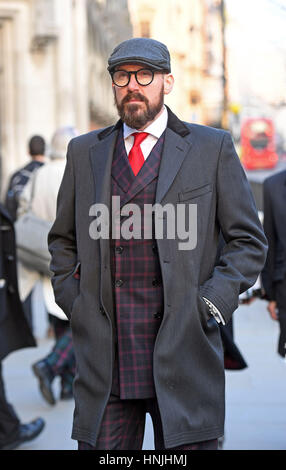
top-left (112, 64), bottom-right (174, 130)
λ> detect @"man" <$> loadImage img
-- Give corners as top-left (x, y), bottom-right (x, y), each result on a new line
top-left (261, 170), bottom-right (286, 359)
top-left (5, 135), bottom-right (46, 222)
top-left (48, 38), bottom-right (267, 450)
top-left (0, 203), bottom-right (45, 450)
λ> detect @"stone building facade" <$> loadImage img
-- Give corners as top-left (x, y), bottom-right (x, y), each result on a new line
top-left (0, 0), bottom-right (224, 194)
top-left (0, 0), bottom-right (131, 196)
top-left (128, 0), bottom-right (224, 126)
top-left (0, 0), bottom-right (89, 194)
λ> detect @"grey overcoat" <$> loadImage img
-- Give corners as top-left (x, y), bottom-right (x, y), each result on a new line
top-left (48, 108), bottom-right (267, 447)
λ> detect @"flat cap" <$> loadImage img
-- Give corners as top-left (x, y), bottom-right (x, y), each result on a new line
top-left (107, 37), bottom-right (171, 73)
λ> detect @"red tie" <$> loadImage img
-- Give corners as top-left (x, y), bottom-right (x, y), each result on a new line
top-left (128, 132), bottom-right (149, 176)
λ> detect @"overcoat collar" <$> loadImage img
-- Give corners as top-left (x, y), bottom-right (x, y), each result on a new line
top-left (96, 105), bottom-right (190, 141)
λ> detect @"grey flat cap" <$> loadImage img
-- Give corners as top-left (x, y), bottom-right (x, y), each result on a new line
top-left (107, 37), bottom-right (171, 73)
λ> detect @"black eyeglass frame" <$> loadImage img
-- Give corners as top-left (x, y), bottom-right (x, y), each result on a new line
top-left (111, 68), bottom-right (159, 87)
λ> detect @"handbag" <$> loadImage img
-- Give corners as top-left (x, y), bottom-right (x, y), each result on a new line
top-left (14, 174), bottom-right (53, 277)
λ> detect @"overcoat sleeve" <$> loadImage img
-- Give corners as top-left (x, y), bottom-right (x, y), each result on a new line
top-left (48, 140), bottom-right (79, 318)
top-left (199, 132), bottom-right (268, 323)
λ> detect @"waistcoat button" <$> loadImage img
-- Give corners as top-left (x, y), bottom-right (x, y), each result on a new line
top-left (153, 312), bottom-right (162, 319)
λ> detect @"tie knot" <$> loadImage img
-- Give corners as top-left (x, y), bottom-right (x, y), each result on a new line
top-left (132, 132), bottom-right (149, 147)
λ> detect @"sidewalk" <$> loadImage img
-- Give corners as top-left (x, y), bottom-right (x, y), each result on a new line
top-left (223, 299), bottom-right (286, 450)
top-left (2, 294), bottom-right (286, 450)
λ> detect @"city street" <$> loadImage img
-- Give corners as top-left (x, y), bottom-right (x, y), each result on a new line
top-left (2, 291), bottom-right (286, 451)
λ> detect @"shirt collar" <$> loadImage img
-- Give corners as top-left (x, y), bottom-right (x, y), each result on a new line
top-left (123, 105), bottom-right (168, 140)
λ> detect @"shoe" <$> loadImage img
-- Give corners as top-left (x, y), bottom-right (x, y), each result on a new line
top-left (32, 360), bottom-right (56, 405)
top-left (60, 385), bottom-right (73, 400)
top-left (0, 418), bottom-right (45, 450)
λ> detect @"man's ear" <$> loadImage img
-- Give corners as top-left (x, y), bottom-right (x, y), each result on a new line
top-left (163, 74), bottom-right (174, 95)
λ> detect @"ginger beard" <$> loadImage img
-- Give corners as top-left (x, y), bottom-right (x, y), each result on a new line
top-left (114, 84), bottom-right (164, 130)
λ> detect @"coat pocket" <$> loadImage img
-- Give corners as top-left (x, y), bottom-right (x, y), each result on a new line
top-left (178, 183), bottom-right (212, 202)
top-left (53, 268), bottom-right (80, 320)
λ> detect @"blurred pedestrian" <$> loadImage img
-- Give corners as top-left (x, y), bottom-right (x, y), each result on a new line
top-left (5, 135), bottom-right (46, 222)
top-left (5, 135), bottom-right (46, 328)
top-left (261, 169), bottom-right (286, 359)
top-left (18, 126), bottom-right (78, 405)
top-left (48, 37), bottom-right (267, 450)
top-left (0, 203), bottom-right (45, 450)
top-left (32, 328), bottom-right (75, 405)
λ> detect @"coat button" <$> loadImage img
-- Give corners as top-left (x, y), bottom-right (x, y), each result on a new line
top-left (153, 312), bottom-right (162, 319)
top-left (115, 279), bottom-right (124, 288)
top-left (115, 246), bottom-right (124, 254)
top-left (152, 278), bottom-right (160, 287)
top-left (8, 284), bottom-right (15, 294)
top-left (166, 380), bottom-right (175, 390)
top-left (6, 254), bottom-right (15, 261)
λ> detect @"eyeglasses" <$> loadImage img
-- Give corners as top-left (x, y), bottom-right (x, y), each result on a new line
top-left (111, 68), bottom-right (156, 87)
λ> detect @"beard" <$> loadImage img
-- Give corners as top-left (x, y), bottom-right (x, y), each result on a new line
top-left (114, 86), bottom-right (164, 129)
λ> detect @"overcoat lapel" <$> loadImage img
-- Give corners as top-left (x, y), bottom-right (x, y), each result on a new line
top-left (89, 131), bottom-right (118, 207)
top-left (155, 127), bottom-right (192, 204)
top-left (111, 129), bottom-right (135, 195)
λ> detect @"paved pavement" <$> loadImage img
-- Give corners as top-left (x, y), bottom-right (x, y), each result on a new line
top-left (2, 288), bottom-right (286, 450)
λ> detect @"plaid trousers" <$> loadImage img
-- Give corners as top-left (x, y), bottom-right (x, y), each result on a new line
top-left (78, 393), bottom-right (218, 450)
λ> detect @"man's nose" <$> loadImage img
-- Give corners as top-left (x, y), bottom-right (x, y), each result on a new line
top-left (127, 73), bottom-right (140, 91)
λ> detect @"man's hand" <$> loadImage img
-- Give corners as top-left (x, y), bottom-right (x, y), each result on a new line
top-left (267, 301), bottom-right (278, 321)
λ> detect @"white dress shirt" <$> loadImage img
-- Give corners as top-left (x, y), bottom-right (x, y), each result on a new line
top-left (122, 106), bottom-right (225, 325)
top-left (123, 105), bottom-right (168, 159)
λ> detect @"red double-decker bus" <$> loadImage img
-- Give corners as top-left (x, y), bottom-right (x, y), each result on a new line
top-left (240, 118), bottom-right (278, 170)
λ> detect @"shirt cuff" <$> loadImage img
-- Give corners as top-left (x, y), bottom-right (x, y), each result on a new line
top-left (202, 297), bottom-right (226, 325)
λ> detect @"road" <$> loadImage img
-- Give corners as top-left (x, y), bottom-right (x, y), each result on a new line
top-left (2, 291), bottom-right (286, 450)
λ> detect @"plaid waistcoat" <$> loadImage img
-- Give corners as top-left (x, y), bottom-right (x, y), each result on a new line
top-left (111, 129), bottom-right (165, 399)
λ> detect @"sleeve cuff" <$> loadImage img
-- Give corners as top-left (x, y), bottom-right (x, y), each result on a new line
top-left (203, 297), bottom-right (226, 325)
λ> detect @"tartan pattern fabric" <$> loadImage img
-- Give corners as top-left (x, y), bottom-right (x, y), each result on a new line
top-left (45, 328), bottom-right (76, 386)
top-left (110, 129), bottom-right (165, 399)
top-left (77, 394), bottom-right (218, 450)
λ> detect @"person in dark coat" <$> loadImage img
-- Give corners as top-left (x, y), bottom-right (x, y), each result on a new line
top-left (261, 170), bottom-right (286, 359)
top-left (0, 204), bottom-right (45, 450)
top-left (48, 38), bottom-right (267, 450)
